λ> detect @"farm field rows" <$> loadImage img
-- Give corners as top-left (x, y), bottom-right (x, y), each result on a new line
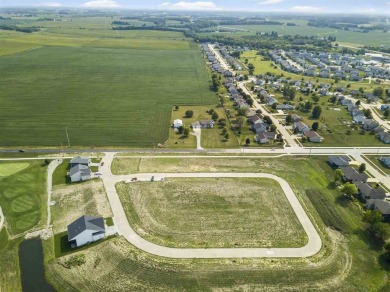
top-left (116, 178), bottom-right (307, 248)
top-left (208, 23), bottom-right (389, 47)
top-left (0, 28), bottom-right (214, 147)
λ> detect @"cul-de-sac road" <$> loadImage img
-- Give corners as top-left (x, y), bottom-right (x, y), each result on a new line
top-left (100, 152), bottom-right (322, 259)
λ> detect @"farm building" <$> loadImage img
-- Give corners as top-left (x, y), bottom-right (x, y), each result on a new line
top-left (173, 119), bottom-right (183, 128)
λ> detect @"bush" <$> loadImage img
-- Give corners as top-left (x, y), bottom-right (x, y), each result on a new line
top-left (63, 254), bottom-right (86, 269)
top-left (185, 110), bottom-right (193, 118)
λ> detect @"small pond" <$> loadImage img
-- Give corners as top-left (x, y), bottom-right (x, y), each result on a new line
top-left (19, 238), bottom-right (56, 292)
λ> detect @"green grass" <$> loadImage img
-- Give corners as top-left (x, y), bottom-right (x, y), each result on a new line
top-left (0, 34), bottom-right (213, 147)
top-left (105, 217), bottom-right (114, 227)
top-left (54, 231), bottom-right (116, 258)
top-left (116, 178), bottom-right (307, 248)
top-left (0, 162), bottom-right (30, 177)
top-left (0, 229), bottom-right (23, 292)
top-left (0, 161), bottom-right (47, 235)
top-left (167, 106), bottom-right (237, 148)
top-left (52, 159), bottom-right (70, 186)
top-left (364, 155), bottom-right (390, 175)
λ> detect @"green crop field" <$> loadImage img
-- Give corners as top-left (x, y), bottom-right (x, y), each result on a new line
top-left (0, 161), bottom-right (47, 235)
top-left (210, 23), bottom-right (389, 47)
top-left (116, 178), bottom-right (307, 248)
top-left (0, 26), bottom-right (214, 147)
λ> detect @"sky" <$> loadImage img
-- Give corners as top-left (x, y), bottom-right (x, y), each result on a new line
top-left (0, 0), bottom-right (389, 15)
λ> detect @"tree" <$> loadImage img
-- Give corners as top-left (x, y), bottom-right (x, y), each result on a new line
top-left (373, 87), bottom-right (384, 98)
top-left (270, 124), bottom-right (277, 132)
top-left (329, 95), bottom-right (337, 104)
top-left (312, 105), bottom-right (322, 119)
top-left (363, 209), bottom-right (382, 225)
top-left (224, 133), bottom-right (230, 140)
top-left (311, 94), bottom-right (320, 103)
top-left (358, 163), bottom-right (366, 173)
top-left (263, 116), bottom-right (272, 125)
top-left (334, 169), bottom-right (343, 183)
top-left (245, 138), bottom-right (251, 146)
top-left (312, 122), bottom-right (319, 131)
top-left (355, 100), bottom-right (361, 106)
top-left (183, 126), bottom-right (190, 137)
top-left (285, 114), bottom-right (292, 124)
top-left (304, 100), bottom-right (313, 111)
top-left (44, 158), bottom-right (50, 165)
top-left (175, 105), bottom-right (179, 110)
top-left (178, 126), bottom-right (184, 134)
top-left (212, 112), bottom-right (219, 121)
top-left (370, 222), bottom-right (390, 243)
top-left (341, 182), bottom-right (358, 199)
top-left (185, 110), bottom-right (193, 118)
top-left (271, 103), bottom-right (277, 110)
top-left (364, 109), bottom-right (373, 119)
top-left (222, 127), bottom-right (227, 135)
top-left (384, 108), bottom-right (390, 118)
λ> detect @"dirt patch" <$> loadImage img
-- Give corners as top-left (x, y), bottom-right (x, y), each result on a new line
top-left (51, 180), bottom-right (112, 233)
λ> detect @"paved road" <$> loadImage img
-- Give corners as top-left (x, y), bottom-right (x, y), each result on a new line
top-left (209, 44), bottom-right (230, 71)
top-left (237, 81), bottom-right (299, 147)
top-left (101, 153), bottom-right (321, 258)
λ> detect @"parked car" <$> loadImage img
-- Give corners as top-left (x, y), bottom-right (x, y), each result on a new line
top-left (151, 176), bottom-right (154, 181)
top-left (100, 162), bottom-right (104, 166)
top-left (131, 177), bottom-right (137, 181)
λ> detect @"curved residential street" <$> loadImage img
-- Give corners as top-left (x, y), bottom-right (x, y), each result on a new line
top-left (100, 153), bottom-right (322, 258)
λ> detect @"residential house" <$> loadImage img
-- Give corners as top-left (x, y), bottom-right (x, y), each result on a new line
top-left (276, 104), bottom-right (295, 110)
top-left (304, 131), bottom-right (322, 143)
top-left (173, 119), bottom-right (183, 129)
top-left (68, 164), bottom-right (91, 183)
top-left (67, 215), bottom-right (106, 248)
top-left (378, 132), bottom-right (390, 144)
top-left (380, 105), bottom-right (390, 111)
top-left (199, 120), bottom-right (215, 128)
top-left (248, 115), bottom-right (262, 125)
top-left (68, 156), bottom-right (91, 183)
top-left (353, 115), bottom-right (366, 124)
top-left (328, 156), bottom-right (350, 168)
top-left (339, 166), bottom-right (368, 183)
top-left (255, 132), bottom-right (275, 144)
top-left (355, 182), bottom-right (386, 201)
top-left (252, 123), bottom-right (268, 133)
top-left (291, 114), bottom-right (302, 122)
top-left (363, 119), bottom-right (379, 131)
top-left (293, 121), bottom-right (310, 133)
top-left (70, 156), bottom-right (90, 168)
top-left (191, 121), bottom-right (201, 128)
top-left (379, 157), bottom-right (390, 168)
top-left (366, 200), bottom-right (390, 222)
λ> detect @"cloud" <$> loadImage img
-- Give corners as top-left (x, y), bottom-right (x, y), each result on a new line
top-left (81, 0), bottom-right (121, 8)
top-left (159, 1), bottom-right (220, 10)
top-left (36, 2), bottom-right (63, 7)
top-left (258, 0), bottom-right (284, 5)
top-left (290, 6), bottom-right (323, 13)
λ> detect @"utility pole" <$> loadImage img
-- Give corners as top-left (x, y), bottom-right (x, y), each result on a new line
top-left (65, 127), bottom-right (70, 147)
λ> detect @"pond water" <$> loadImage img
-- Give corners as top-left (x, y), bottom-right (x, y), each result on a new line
top-left (18, 238), bottom-right (56, 292)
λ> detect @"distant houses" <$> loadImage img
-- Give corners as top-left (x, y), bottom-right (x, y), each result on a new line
top-left (67, 215), bottom-right (106, 248)
top-left (68, 157), bottom-right (91, 183)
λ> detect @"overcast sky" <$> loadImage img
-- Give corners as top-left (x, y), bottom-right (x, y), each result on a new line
top-left (0, 0), bottom-right (389, 14)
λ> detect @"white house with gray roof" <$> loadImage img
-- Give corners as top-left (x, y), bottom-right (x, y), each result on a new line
top-left (67, 215), bottom-right (105, 248)
top-left (68, 156), bottom-right (92, 182)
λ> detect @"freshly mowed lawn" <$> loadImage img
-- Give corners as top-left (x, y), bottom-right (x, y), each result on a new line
top-left (0, 38), bottom-right (213, 147)
top-left (0, 161), bottom-right (47, 235)
top-left (116, 178), bottom-right (307, 248)
top-left (0, 162), bottom-right (30, 177)
top-left (52, 159), bottom-right (70, 186)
